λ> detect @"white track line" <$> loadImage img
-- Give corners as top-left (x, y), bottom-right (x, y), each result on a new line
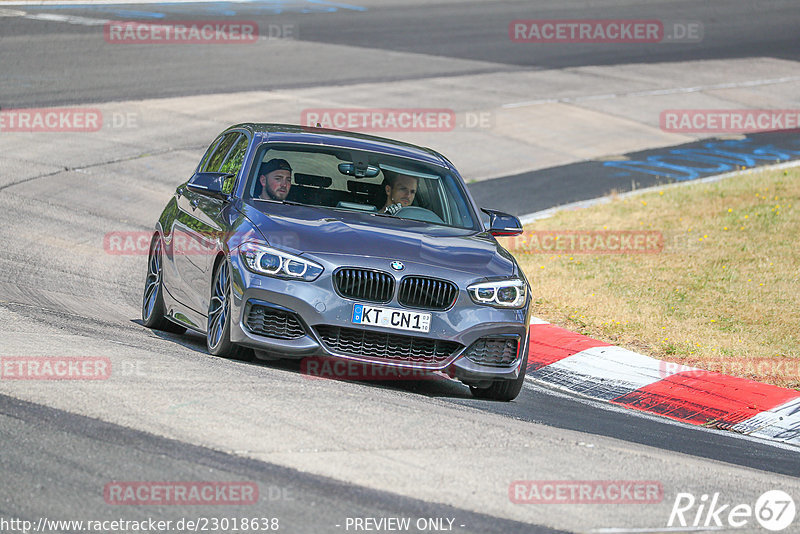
top-left (1, 0), bottom-right (260, 5)
top-left (519, 159), bottom-right (800, 224)
top-left (503, 76), bottom-right (800, 109)
top-left (733, 397), bottom-right (800, 445)
top-left (531, 345), bottom-right (692, 400)
top-left (1, 0), bottom-right (366, 6)
top-left (21, 12), bottom-right (108, 24)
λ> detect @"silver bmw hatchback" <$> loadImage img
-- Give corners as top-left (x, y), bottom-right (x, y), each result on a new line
top-left (143, 124), bottom-right (530, 401)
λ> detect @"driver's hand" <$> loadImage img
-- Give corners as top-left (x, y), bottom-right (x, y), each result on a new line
top-left (384, 202), bottom-right (403, 215)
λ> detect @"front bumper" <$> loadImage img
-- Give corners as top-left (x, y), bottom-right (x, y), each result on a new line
top-left (227, 253), bottom-right (530, 384)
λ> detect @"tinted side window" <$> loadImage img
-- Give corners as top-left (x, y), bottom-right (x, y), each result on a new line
top-left (204, 132), bottom-right (239, 173)
top-left (219, 135), bottom-right (248, 194)
top-left (197, 136), bottom-right (223, 172)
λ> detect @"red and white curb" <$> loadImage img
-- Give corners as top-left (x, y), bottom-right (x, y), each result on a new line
top-left (524, 319), bottom-right (800, 447)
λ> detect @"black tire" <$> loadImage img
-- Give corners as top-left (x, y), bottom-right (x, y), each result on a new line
top-left (207, 257), bottom-right (252, 361)
top-left (142, 236), bottom-right (186, 334)
top-left (469, 350), bottom-right (528, 402)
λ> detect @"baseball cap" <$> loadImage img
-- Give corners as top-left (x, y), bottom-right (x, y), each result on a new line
top-left (260, 158), bottom-right (292, 176)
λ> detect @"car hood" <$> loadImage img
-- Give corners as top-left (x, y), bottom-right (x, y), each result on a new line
top-left (239, 201), bottom-right (517, 276)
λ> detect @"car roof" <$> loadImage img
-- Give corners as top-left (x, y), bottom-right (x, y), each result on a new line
top-left (229, 123), bottom-right (450, 168)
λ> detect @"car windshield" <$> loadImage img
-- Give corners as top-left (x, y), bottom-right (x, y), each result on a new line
top-left (244, 143), bottom-right (480, 230)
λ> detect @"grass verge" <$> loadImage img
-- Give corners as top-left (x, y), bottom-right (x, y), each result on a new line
top-left (500, 165), bottom-right (800, 389)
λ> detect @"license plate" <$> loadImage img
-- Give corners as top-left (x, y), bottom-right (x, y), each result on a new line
top-left (352, 304), bottom-right (431, 333)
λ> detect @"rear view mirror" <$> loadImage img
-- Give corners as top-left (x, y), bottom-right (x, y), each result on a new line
top-left (338, 162), bottom-right (380, 178)
top-left (481, 208), bottom-right (523, 237)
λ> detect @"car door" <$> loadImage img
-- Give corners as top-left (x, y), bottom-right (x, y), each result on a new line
top-left (162, 134), bottom-right (223, 309)
top-left (175, 132), bottom-right (248, 315)
top-left (195, 132), bottom-right (248, 278)
top-left (171, 132), bottom-right (239, 313)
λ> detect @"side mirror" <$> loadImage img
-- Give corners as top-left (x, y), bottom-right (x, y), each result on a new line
top-left (186, 172), bottom-right (233, 200)
top-left (481, 208), bottom-right (523, 237)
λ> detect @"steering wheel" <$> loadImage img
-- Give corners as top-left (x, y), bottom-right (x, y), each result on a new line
top-left (394, 206), bottom-right (444, 224)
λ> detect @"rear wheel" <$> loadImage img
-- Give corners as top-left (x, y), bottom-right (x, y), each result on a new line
top-left (142, 236), bottom-right (185, 334)
top-left (469, 351), bottom-right (528, 401)
top-left (207, 258), bottom-right (252, 361)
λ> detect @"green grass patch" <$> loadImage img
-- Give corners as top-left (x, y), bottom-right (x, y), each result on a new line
top-left (501, 166), bottom-right (800, 389)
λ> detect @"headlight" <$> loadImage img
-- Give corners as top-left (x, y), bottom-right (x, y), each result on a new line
top-left (238, 242), bottom-right (323, 281)
top-left (467, 279), bottom-right (526, 308)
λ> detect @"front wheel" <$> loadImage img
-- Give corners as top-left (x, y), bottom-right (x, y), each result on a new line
top-left (469, 351), bottom-right (528, 401)
top-left (142, 236), bottom-right (185, 334)
top-left (207, 258), bottom-right (252, 361)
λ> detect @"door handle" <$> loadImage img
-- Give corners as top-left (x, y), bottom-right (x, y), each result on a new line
top-left (190, 198), bottom-right (199, 210)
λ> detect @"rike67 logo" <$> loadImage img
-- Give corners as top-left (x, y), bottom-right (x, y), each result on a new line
top-left (668, 490), bottom-right (796, 531)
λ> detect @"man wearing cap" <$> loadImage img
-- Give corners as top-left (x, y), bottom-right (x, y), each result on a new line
top-left (259, 158), bottom-right (293, 201)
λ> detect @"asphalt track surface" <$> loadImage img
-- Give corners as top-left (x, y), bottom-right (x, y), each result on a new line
top-left (1, 393), bottom-right (557, 534)
top-left (2, 1), bottom-right (800, 533)
top-left (1, 0), bottom-right (799, 107)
